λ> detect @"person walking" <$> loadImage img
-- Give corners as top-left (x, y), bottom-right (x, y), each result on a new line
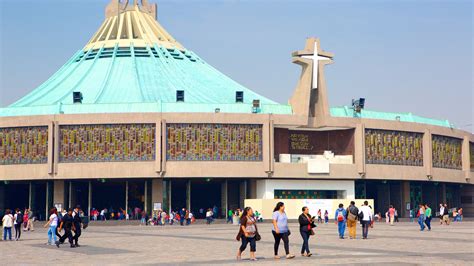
top-left (55, 208), bottom-right (76, 248)
top-left (394, 209), bottom-right (399, 223)
top-left (442, 203), bottom-right (450, 225)
top-left (317, 209), bottom-right (322, 224)
top-left (271, 202), bottom-right (295, 260)
top-left (298, 206), bottom-right (315, 257)
top-left (2, 209), bottom-right (13, 241)
top-left (358, 201), bottom-right (372, 239)
top-left (22, 209), bottom-right (29, 231)
top-left (324, 210), bottom-right (329, 224)
top-left (227, 209), bottom-right (234, 224)
top-left (335, 204), bottom-right (347, 239)
top-left (424, 204), bottom-right (432, 231)
top-left (72, 206), bottom-right (83, 247)
top-left (236, 207), bottom-right (259, 261)
top-left (206, 209), bottom-right (213, 225)
top-left (346, 201), bottom-right (359, 239)
top-left (417, 204), bottom-right (426, 231)
top-left (26, 208), bottom-right (34, 231)
top-left (44, 208), bottom-right (59, 245)
top-left (14, 208), bottom-right (23, 241)
top-left (388, 205), bottom-right (395, 226)
top-left (438, 204), bottom-right (444, 225)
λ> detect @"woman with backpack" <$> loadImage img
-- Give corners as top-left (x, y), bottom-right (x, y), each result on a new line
top-left (298, 206), bottom-right (315, 257)
top-left (334, 203), bottom-right (347, 239)
top-left (14, 208), bottom-right (23, 240)
top-left (236, 207), bottom-right (259, 261)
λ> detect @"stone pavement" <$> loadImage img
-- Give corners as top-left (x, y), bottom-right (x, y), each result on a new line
top-left (0, 220), bottom-right (473, 265)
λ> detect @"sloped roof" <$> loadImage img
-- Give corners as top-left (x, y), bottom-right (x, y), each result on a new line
top-left (0, 0), bottom-right (292, 117)
top-left (330, 106), bottom-right (452, 128)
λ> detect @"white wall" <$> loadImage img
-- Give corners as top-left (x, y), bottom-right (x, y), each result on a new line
top-left (256, 179), bottom-right (355, 199)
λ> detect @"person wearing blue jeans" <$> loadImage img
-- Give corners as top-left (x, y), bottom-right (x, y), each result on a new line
top-left (417, 204), bottom-right (426, 231)
top-left (2, 209), bottom-right (14, 241)
top-left (335, 204), bottom-right (347, 239)
top-left (44, 208), bottom-right (59, 245)
top-left (3, 227), bottom-right (12, 241)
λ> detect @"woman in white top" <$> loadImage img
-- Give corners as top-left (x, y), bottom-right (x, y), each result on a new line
top-left (44, 208), bottom-right (59, 245)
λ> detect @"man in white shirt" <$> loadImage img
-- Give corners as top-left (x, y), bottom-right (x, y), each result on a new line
top-left (358, 201), bottom-right (373, 239)
top-left (2, 209), bottom-right (14, 241)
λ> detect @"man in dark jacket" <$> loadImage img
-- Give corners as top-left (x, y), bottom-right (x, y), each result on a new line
top-left (56, 208), bottom-right (76, 248)
top-left (73, 205), bottom-right (83, 247)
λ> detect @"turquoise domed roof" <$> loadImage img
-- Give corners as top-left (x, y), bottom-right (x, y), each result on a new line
top-left (0, 0), bottom-right (292, 117)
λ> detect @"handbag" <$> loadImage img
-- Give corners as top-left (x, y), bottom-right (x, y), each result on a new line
top-left (254, 217), bottom-right (261, 241)
top-left (309, 229), bottom-right (315, 236)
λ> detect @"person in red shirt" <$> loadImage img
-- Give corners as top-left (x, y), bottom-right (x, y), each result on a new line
top-left (388, 205), bottom-right (395, 226)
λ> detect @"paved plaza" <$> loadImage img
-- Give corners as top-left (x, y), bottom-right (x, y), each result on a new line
top-left (0, 220), bottom-right (473, 265)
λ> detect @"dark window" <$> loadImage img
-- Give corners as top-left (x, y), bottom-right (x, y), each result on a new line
top-left (236, 91), bottom-right (244, 103)
top-left (274, 189), bottom-right (343, 199)
top-left (461, 196), bottom-right (473, 204)
top-left (176, 90), bottom-right (184, 102)
top-left (73, 92), bottom-right (83, 104)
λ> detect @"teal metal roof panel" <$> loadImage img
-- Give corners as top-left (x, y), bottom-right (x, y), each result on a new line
top-left (330, 106), bottom-right (452, 128)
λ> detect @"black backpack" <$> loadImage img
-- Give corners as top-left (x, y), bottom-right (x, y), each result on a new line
top-left (16, 212), bottom-right (23, 223)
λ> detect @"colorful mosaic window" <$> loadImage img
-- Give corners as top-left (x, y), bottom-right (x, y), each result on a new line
top-left (274, 190), bottom-right (341, 199)
top-left (365, 129), bottom-right (423, 166)
top-left (59, 124), bottom-right (155, 163)
top-left (0, 126), bottom-right (48, 165)
top-left (166, 124), bottom-right (262, 161)
top-left (432, 135), bottom-right (462, 170)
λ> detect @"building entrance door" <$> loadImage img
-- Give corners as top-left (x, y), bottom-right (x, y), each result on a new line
top-left (91, 180), bottom-right (126, 217)
top-left (2, 182), bottom-right (29, 211)
top-left (191, 179), bottom-right (221, 219)
top-left (171, 180), bottom-right (187, 212)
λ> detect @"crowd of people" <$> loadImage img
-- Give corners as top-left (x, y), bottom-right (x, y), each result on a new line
top-left (1, 205), bottom-right (86, 248)
top-left (235, 200), bottom-right (376, 261)
top-left (1, 208), bottom-right (36, 241)
top-left (1, 200), bottom-right (467, 261)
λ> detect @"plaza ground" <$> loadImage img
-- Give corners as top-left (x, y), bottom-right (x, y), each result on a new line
top-left (0, 220), bottom-right (473, 265)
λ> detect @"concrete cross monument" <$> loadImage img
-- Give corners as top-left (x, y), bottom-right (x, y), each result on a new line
top-left (289, 38), bottom-right (334, 118)
top-left (300, 42), bottom-right (333, 89)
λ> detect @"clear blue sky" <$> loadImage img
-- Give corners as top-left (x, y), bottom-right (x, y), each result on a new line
top-left (0, 0), bottom-right (472, 131)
